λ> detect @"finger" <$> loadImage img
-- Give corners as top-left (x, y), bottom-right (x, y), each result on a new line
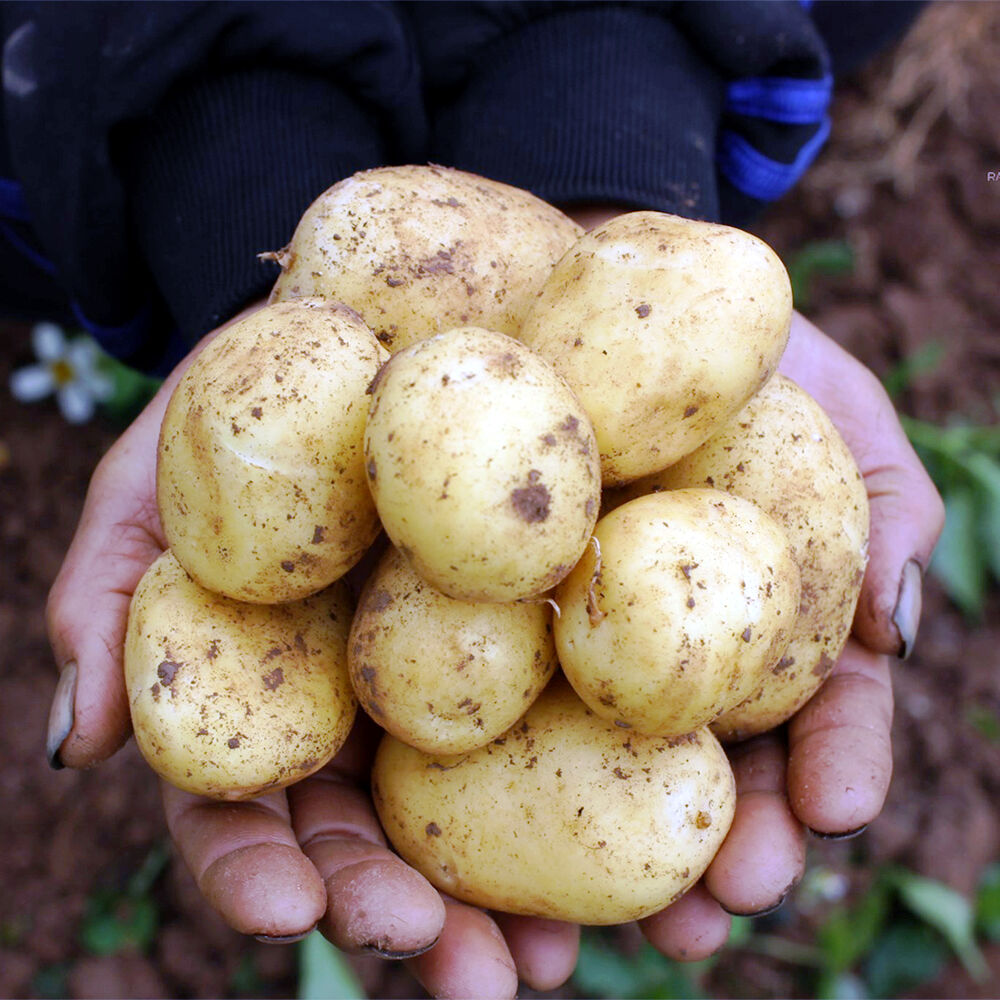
top-left (162, 781), bottom-right (326, 938)
top-left (703, 734), bottom-right (806, 916)
top-left (640, 883), bottom-right (731, 962)
top-left (493, 914), bottom-right (579, 990)
top-left (780, 313), bottom-right (944, 657)
top-left (407, 898), bottom-right (518, 1000)
top-left (288, 768), bottom-right (446, 957)
top-left (787, 639), bottom-right (893, 836)
top-left (45, 420), bottom-right (166, 768)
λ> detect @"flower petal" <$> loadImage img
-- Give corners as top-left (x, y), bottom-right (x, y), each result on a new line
top-left (10, 363), bottom-right (56, 402)
top-left (66, 336), bottom-right (100, 374)
top-left (31, 321), bottom-right (67, 363)
top-left (57, 382), bottom-right (96, 424)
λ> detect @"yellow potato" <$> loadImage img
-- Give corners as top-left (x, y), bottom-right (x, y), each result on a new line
top-left (372, 676), bottom-right (736, 924)
top-left (554, 489), bottom-right (800, 737)
top-left (626, 375), bottom-right (869, 740)
top-left (364, 326), bottom-right (601, 602)
top-left (349, 545), bottom-right (557, 754)
top-left (518, 212), bottom-right (792, 485)
top-left (158, 299), bottom-right (387, 603)
top-left (125, 550), bottom-right (356, 800)
top-left (269, 165), bottom-right (582, 352)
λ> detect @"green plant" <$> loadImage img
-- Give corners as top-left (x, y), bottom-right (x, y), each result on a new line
top-left (297, 931), bottom-right (364, 1000)
top-left (786, 240), bottom-right (855, 311)
top-left (78, 841), bottom-right (169, 956)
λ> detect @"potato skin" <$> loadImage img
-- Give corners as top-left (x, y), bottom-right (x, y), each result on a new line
top-left (518, 212), bottom-right (792, 485)
top-left (349, 545), bottom-right (557, 754)
top-left (372, 677), bottom-right (736, 925)
top-left (157, 300), bottom-right (387, 603)
top-left (269, 165), bottom-right (583, 352)
top-left (627, 375), bottom-right (870, 740)
top-left (554, 489), bottom-right (800, 737)
top-left (364, 327), bottom-right (601, 602)
top-left (124, 551), bottom-right (356, 800)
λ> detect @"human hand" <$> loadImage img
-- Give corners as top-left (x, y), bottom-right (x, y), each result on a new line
top-left (41, 302), bottom-right (581, 996)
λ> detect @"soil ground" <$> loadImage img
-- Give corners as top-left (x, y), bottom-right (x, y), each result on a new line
top-left (1, 4), bottom-right (999, 998)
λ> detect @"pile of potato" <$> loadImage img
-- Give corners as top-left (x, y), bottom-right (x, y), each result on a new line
top-left (125, 166), bottom-right (869, 926)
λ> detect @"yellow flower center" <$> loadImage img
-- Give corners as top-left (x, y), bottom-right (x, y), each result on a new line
top-left (50, 359), bottom-right (75, 386)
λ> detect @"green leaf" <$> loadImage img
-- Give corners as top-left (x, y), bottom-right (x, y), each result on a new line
top-left (80, 894), bottom-right (158, 955)
top-left (95, 347), bottom-right (163, 427)
top-left (930, 488), bottom-right (987, 619)
top-left (573, 930), bottom-right (706, 999)
top-left (964, 450), bottom-right (1000, 582)
top-left (786, 240), bottom-right (854, 310)
top-left (297, 931), bottom-right (364, 1000)
top-left (888, 868), bottom-right (988, 980)
top-left (32, 963), bottom-right (71, 1000)
top-left (817, 880), bottom-right (890, 974)
top-left (862, 920), bottom-right (948, 997)
top-left (965, 702), bottom-right (1000, 743)
top-left (882, 341), bottom-right (947, 400)
top-left (975, 862), bottom-right (1000, 941)
top-left (816, 970), bottom-right (869, 1000)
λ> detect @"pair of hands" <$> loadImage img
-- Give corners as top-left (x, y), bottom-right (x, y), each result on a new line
top-left (45, 229), bottom-right (943, 998)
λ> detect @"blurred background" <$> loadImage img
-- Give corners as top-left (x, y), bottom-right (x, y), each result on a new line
top-left (2, 3), bottom-right (998, 997)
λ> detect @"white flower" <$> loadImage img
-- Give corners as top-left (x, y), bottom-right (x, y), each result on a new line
top-left (9, 322), bottom-right (114, 424)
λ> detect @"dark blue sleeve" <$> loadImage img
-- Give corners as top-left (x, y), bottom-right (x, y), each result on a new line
top-left (410, 1), bottom-right (832, 227)
top-left (1, 2), bottom-right (426, 372)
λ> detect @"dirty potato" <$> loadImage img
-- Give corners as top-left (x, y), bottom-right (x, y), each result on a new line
top-left (158, 300), bottom-right (387, 603)
top-left (364, 327), bottom-right (601, 602)
top-left (518, 212), bottom-right (792, 485)
top-left (626, 375), bottom-right (870, 740)
top-left (125, 550), bottom-right (356, 800)
top-left (554, 489), bottom-right (800, 737)
top-left (269, 165), bottom-right (583, 352)
top-left (372, 676), bottom-right (736, 924)
top-left (348, 545), bottom-right (557, 754)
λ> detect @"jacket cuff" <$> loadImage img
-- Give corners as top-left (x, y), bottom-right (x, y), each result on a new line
top-left (427, 5), bottom-right (724, 221)
top-left (119, 68), bottom-right (388, 345)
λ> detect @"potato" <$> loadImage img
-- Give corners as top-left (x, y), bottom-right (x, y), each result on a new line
top-left (626, 375), bottom-right (869, 740)
top-left (269, 165), bottom-right (582, 352)
top-left (124, 550), bottom-right (356, 800)
top-left (158, 300), bottom-right (387, 603)
top-left (364, 326), bottom-right (601, 602)
top-left (554, 489), bottom-right (800, 737)
top-left (372, 676), bottom-right (736, 924)
top-left (518, 212), bottom-right (792, 485)
top-left (349, 545), bottom-right (557, 754)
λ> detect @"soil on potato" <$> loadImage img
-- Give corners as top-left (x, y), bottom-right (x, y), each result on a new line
top-left (2, 4), bottom-right (999, 998)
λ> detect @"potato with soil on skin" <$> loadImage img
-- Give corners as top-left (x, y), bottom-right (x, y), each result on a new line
top-left (157, 299), bottom-right (387, 604)
top-left (554, 488), bottom-right (801, 737)
top-left (349, 544), bottom-right (558, 754)
top-left (125, 550), bottom-right (356, 800)
top-left (622, 375), bottom-right (870, 741)
top-left (517, 211), bottom-right (792, 485)
top-left (268, 164), bottom-right (583, 353)
top-left (364, 326), bottom-right (601, 603)
top-left (372, 676), bottom-right (736, 925)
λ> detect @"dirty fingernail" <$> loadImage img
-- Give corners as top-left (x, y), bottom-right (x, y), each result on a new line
top-left (255, 930), bottom-right (313, 945)
top-left (723, 891), bottom-right (789, 918)
top-left (810, 823), bottom-right (869, 841)
top-left (46, 662), bottom-right (77, 770)
top-left (363, 939), bottom-right (439, 960)
top-left (892, 560), bottom-right (922, 660)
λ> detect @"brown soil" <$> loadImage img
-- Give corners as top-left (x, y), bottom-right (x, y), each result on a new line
top-left (2, 4), bottom-right (999, 997)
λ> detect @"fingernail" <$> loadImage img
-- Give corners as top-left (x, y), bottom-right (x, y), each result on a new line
top-left (892, 560), bottom-right (922, 660)
top-left (46, 662), bottom-right (77, 770)
top-left (363, 937), bottom-right (440, 960)
top-left (723, 891), bottom-right (788, 918)
top-left (255, 930), bottom-right (313, 945)
top-left (810, 823), bottom-right (869, 841)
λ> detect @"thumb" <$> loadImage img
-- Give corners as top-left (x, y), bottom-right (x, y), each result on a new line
top-left (779, 313), bottom-right (944, 657)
